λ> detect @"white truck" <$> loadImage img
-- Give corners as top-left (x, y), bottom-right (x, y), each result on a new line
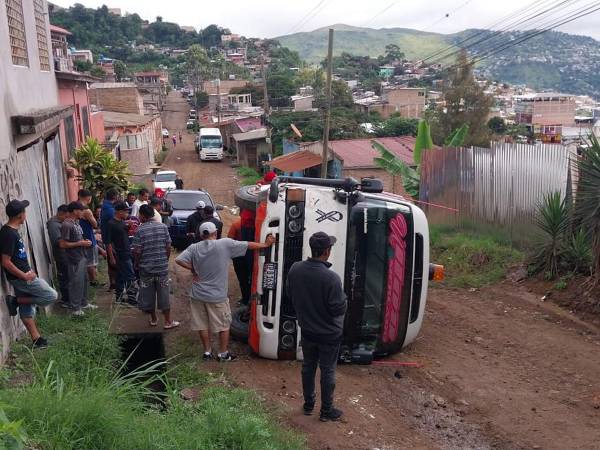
top-left (198, 128), bottom-right (223, 161)
top-left (234, 176), bottom-right (443, 364)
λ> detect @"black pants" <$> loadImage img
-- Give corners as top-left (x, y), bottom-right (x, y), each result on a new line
top-left (55, 255), bottom-right (69, 304)
top-left (232, 257), bottom-right (251, 305)
top-left (301, 338), bottom-right (340, 412)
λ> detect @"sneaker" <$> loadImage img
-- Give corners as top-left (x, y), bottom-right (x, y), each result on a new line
top-left (319, 407), bottom-right (343, 422)
top-left (32, 337), bottom-right (48, 349)
top-left (202, 352), bottom-right (213, 361)
top-left (60, 302), bottom-right (73, 309)
top-left (82, 303), bottom-right (98, 310)
top-left (4, 295), bottom-right (18, 317)
top-left (303, 402), bottom-right (315, 416)
top-left (217, 351), bottom-right (236, 362)
top-left (72, 309), bottom-right (85, 317)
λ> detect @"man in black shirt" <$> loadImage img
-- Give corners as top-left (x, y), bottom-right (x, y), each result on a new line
top-left (1, 200), bottom-right (57, 348)
top-left (106, 201), bottom-right (137, 305)
top-left (201, 205), bottom-right (223, 239)
top-left (174, 175), bottom-right (184, 190)
top-left (286, 232), bottom-right (347, 422)
top-left (186, 200), bottom-right (206, 244)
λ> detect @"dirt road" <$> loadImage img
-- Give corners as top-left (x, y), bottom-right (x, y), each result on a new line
top-left (159, 92), bottom-right (600, 450)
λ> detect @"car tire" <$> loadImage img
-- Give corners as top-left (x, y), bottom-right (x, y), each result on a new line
top-left (234, 186), bottom-right (260, 211)
top-left (230, 305), bottom-right (249, 342)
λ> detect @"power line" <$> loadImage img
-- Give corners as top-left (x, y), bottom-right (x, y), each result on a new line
top-left (287, 0), bottom-right (334, 35)
top-left (419, 0), bottom-right (550, 62)
top-left (424, 0), bottom-right (474, 31)
top-left (362, 1), bottom-right (400, 27)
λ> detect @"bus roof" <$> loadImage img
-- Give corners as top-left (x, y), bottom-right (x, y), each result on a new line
top-left (199, 128), bottom-right (221, 136)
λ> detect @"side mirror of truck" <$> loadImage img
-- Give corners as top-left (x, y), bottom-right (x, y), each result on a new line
top-left (360, 177), bottom-right (383, 193)
top-left (215, 204), bottom-right (225, 211)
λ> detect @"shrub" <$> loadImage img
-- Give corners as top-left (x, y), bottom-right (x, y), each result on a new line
top-left (237, 166), bottom-right (262, 186)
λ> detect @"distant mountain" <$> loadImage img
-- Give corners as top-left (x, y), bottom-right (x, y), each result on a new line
top-left (276, 25), bottom-right (600, 98)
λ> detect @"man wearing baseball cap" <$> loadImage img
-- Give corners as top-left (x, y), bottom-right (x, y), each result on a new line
top-left (106, 201), bottom-right (137, 306)
top-left (185, 200), bottom-right (206, 244)
top-left (176, 221), bottom-right (275, 361)
top-left (1, 199), bottom-right (57, 348)
top-left (286, 231), bottom-right (347, 422)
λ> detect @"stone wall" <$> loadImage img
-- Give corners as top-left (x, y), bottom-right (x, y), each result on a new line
top-left (0, 152), bottom-right (24, 361)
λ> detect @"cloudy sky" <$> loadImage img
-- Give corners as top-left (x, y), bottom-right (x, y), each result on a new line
top-left (52, 0), bottom-right (600, 40)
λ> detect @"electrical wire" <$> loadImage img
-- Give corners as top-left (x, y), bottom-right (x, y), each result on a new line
top-left (424, 0), bottom-right (474, 31)
top-left (287, 0), bottom-right (334, 35)
top-left (362, 1), bottom-right (401, 27)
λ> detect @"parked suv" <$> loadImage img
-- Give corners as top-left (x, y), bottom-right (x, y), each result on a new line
top-left (165, 189), bottom-right (223, 250)
top-left (234, 176), bottom-right (443, 364)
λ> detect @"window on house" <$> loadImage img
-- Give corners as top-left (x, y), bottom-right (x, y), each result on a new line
top-left (418, 91), bottom-right (425, 96)
top-left (81, 106), bottom-right (90, 138)
top-left (64, 115), bottom-right (76, 158)
top-left (33, 0), bottom-right (50, 71)
top-left (5, 0), bottom-right (29, 67)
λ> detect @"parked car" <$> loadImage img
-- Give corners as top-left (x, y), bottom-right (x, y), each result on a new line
top-left (232, 176), bottom-right (444, 363)
top-left (152, 170), bottom-right (177, 196)
top-left (161, 128), bottom-right (169, 138)
top-left (189, 109), bottom-right (197, 119)
top-left (165, 189), bottom-right (223, 250)
top-left (186, 119), bottom-right (196, 129)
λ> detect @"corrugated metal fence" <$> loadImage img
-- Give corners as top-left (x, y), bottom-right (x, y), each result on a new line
top-left (419, 142), bottom-right (576, 243)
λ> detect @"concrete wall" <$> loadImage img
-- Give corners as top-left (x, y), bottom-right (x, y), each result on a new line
top-left (382, 88), bottom-right (426, 119)
top-left (89, 84), bottom-right (144, 114)
top-left (0, 0), bottom-right (60, 360)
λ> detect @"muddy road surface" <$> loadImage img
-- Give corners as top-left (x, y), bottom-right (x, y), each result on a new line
top-left (157, 91), bottom-right (600, 450)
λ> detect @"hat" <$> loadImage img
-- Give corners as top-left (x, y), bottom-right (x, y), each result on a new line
top-left (6, 199), bottom-right (29, 217)
top-left (195, 200), bottom-right (206, 209)
top-left (263, 171), bottom-right (277, 183)
top-left (309, 232), bottom-right (337, 250)
top-left (199, 221), bottom-right (217, 236)
top-left (114, 201), bottom-right (129, 211)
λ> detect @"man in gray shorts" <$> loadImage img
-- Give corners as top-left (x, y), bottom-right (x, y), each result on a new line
top-left (133, 204), bottom-right (179, 329)
top-left (176, 221), bottom-right (275, 361)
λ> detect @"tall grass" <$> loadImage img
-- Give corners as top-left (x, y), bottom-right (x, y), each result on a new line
top-left (430, 226), bottom-right (523, 288)
top-left (0, 312), bottom-right (304, 450)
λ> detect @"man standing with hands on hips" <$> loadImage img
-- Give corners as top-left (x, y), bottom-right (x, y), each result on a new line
top-left (287, 232), bottom-right (347, 422)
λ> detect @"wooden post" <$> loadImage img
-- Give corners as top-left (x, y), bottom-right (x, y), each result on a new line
top-left (321, 28), bottom-right (334, 179)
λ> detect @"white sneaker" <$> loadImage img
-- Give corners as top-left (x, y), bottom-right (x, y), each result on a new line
top-left (72, 309), bottom-right (85, 317)
top-left (82, 304), bottom-right (98, 310)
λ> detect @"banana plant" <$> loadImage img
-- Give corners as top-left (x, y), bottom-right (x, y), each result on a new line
top-left (372, 141), bottom-right (420, 198)
top-left (445, 124), bottom-right (470, 147)
top-left (413, 119), bottom-right (433, 165)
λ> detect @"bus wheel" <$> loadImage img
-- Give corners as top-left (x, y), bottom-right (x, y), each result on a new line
top-left (234, 186), bottom-right (260, 211)
top-left (230, 306), bottom-right (249, 342)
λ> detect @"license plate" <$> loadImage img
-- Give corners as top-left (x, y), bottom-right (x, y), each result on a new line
top-left (262, 262), bottom-right (277, 290)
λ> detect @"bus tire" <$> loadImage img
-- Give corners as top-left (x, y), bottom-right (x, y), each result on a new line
top-left (230, 306), bottom-right (249, 342)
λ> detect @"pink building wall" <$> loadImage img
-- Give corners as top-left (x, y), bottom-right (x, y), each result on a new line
top-left (57, 79), bottom-right (105, 201)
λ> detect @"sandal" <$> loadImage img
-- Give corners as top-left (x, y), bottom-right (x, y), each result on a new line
top-left (149, 319), bottom-right (158, 327)
top-left (164, 321), bottom-right (180, 330)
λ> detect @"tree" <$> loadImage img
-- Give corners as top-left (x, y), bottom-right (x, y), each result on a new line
top-left (383, 44), bottom-right (404, 64)
top-left (74, 59), bottom-right (92, 73)
top-left (185, 44), bottom-right (210, 95)
top-left (113, 60), bottom-right (127, 81)
top-left (373, 142), bottom-right (420, 198)
top-left (574, 134), bottom-right (600, 282)
top-left (267, 73), bottom-right (296, 107)
top-left (487, 117), bottom-right (507, 134)
top-left (195, 91), bottom-right (209, 109)
top-left (376, 116), bottom-right (419, 137)
top-left (436, 51), bottom-right (493, 146)
top-left (69, 138), bottom-right (131, 203)
top-left (413, 120), bottom-right (434, 165)
top-left (200, 25), bottom-right (224, 48)
top-left (230, 84), bottom-right (264, 107)
top-left (90, 66), bottom-right (106, 78)
top-left (314, 79), bottom-right (353, 109)
top-left (445, 124), bottom-right (470, 147)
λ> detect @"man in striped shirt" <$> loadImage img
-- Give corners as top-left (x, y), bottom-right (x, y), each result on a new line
top-left (132, 204), bottom-right (179, 329)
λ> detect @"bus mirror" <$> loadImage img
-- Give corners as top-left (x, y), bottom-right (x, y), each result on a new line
top-left (215, 204), bottom-right (224, 211)
top-left (268, 178), bottom-right (279, 203)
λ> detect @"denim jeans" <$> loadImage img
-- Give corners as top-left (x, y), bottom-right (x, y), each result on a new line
top-left (115, 252), bottom-right (136, 301)
top-left (300, 338), bottom-right (341, 412)
top-left (10, 277), bottom-right (57, 318)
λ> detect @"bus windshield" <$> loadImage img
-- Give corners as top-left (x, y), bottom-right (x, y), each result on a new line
top-left (344, 198), bottom-right (413, 347)
top-left (200, 137), bottom-right (222, 149)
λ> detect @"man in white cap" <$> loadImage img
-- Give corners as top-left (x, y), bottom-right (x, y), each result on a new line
top-left (185, 200), bottom-right (206, 244)
top-left (176, 221), bottom-right (275, 361)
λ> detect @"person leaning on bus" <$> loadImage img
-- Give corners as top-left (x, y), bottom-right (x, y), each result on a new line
top-left (286, 232), bottom-right (347, 422)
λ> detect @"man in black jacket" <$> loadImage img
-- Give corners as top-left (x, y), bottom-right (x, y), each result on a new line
top-left (287, 232), bottom-right (347, 422)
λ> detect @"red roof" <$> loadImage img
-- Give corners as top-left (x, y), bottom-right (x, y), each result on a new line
top-left (235, 117), bottom-right (262, 133)
top-left (268, 150), bottom-right (323, 173)
top-left (329, 136), bottom-right (423, 168)
top-left (50, 24), bottom-right (72, 35)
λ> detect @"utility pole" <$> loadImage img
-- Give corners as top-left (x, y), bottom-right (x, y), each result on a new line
top-left (216, 77), bottom-right (221, 125)
top-left (261, 56), bottom-right (272, 158)
top-left (321, 28), bottom-right (334, 179)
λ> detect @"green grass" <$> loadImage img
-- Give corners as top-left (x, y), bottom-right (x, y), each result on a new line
top-left (0, 312), bottom-right (304, 450)
top-left (430, 225), bottom-right (524, 288)
top-left (237, 166), bottom-right (262, 186)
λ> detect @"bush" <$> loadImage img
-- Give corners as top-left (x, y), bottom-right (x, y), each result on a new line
top-left (431, 227), bottom-right (523, 288)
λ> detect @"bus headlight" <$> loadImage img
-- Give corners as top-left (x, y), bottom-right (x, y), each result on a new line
top-left (280, 334), bottom-right (295, 349)
top-left (288, 204), bottom-right (303, 219)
